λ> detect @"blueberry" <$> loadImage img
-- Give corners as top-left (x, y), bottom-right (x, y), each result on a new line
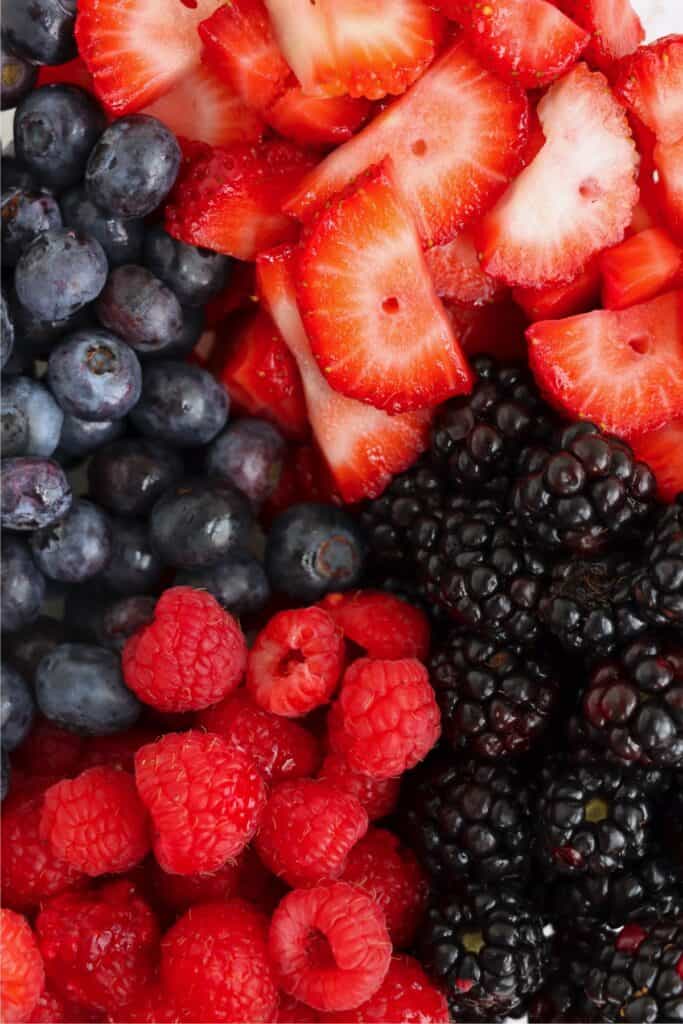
top-left (86, 115), bottom-right (181, 220)
top-left (1, 42), bottom-right (37, 110)
top-left (176, 552), bottom-right (270, 616)
top-left (206, 419), bottom-right (285, 505)
top-left (58, 412), bottom-right (125, 458)
top-left (2, 188), bottom-right (62, 266)
top-left (5, 615), bottom-right (65, 682)
top-left (30, 498), bottom-right (112, 582)
top-left (100, 517), bottom-right (163, 595)
top-left (1, 663), bottom-right (35, 751)
top-left (35, 642), bottom-right (141, 735)
top-left (1, 376), bottom-right (64, 456)
top-left (14, 86), bottom-right (106, 192)
top-left (2, 0), bottom-right (77, 66)
top-left (149, 478), bottom-right (252, 570)
top-left (131, 360), bottom-right (228, 448)
top-left (15, 228), bottom-right (108, 324)
top-left (1, 748), bottom-right (10, 801)
top-left (1, 456), bottom-right (71, 531)
top-left (60, 184), bottom-right (144, 268)
top-left (95, 594), bottom-right (156, 652)
top-left (7, 289), bottom-right (89, 357)
top-left (266, 503), bottom-right (366, 601)
top-left (1, 289), bottom-right (15, 369)
top-left (153, 305), bottom-right (205, 361)
top-left (1, 153), bottom-right (37, 192)
top-left (143, 226), bottom-right (231, 308)
top-left (88, 437), bottom-right (183, 517)
top-left (48, 328), bottom-right (142, 421)
top-left (62, 581), bottom-right (109, 641)
top-left (1, 535), bottom-right (46, 631)
top-left (96, 264), bottom-right (183, 353)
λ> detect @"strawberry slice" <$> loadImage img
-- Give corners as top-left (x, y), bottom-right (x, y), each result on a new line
top-left (600, 228), bottom-right (683, 311)
top-left (630, 419), bottom-right (683, 501)
top-left (265, 88), bottom-right (373, 149)
top-left (297, 161), bottom-right (472, 414)
top-left (438, 0), bottom-right (589, 88)
top-left (513, 258), bottom-right (602, 320)
top-left (479, 62), bottom-right (639, 287)
top-left (285, 39), bottom-right (529, 247)
top-left (425, 230), bottom-right (506, 307)
top-left (257, 245), bottom-right (430, 503)
top-left (614, 36), bottom-right (683, 147)
top-left (164, 139), bottom-right (316, 261)
top-left (655, 139), bottom-right (683, 244)
top-left (37, 57), bottom-right (95, 94)
top-left (551, 0), bottom-right (644, 72)
top-left (205, 264), bottom-right (258, 328)
top-left (527, 289), bottom-right (683, 437)
top-left (444, 298), bottom-right (528, 361)
top-left (75, 0), bottom-right (218, 115)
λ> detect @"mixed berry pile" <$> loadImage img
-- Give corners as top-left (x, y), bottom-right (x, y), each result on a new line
top-left (1, 0), bottom-right (683, 1021)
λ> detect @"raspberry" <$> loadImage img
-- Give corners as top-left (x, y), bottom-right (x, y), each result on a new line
top-left (328, 659), bottom-right (441, 780)
top-left (78, 727), bottom-right (157, 774)
top-left (277, 994), bottom-right (322, 1022)
top-left (134, 730), bottom-right (267, 874)
top-left (161, 900), bottom-right (279, 1023)
top-left (122, 587), bottom-right (247, 712)
top-left (318, 753), bottom-right (400, 822)
top-left (320, 590), bottom-right (431, 660)
top-left (28, 988), bottom-right (98, 1024)
top-left (255, 778), bottom-right (368, 888)
top-left (269, 882), bottom-right (392, 1012)
top-left (197, 689), bottom-right (321, 783)
top-left (12, 718), bottom-right (83, 778)
top-left (148, 853), bottom-right (243, 913)
top-left (41, 767), bottom-right (151, 877)
top-left (340, 828), bottom-right (430, 949)
top-left (246, 606), bottom-right (345, 717)
top-left (35, 881), bottom-right (159, 1013)
top-left (0, 909), bottom-right (45, 1024)
top-left (323, 955), bottom-right (450, 1023)
top-left (107, 985), bottom-right (183, 1023)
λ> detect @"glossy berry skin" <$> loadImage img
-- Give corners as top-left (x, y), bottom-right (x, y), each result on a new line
top-left (1, 188), bottom-right (62, 266)
top-left (1, 663), bottom-right (35, 751)
top-left (4, 616), bottom-right (64, 682)
top-left (318, 752), bottom-right (400, 822)
top-left (135, 730), bottom-right (266, 874)
top-left (634, 495), bottom-right (683, 631)
top-left (96, 264), bottom-right (184, 354)
top-left (60, 185), bottom-right (144, 267)
top-left (266, 503), bottom-right (366, 601)
top-left (58, 412), bottom-right (124, 457)
top-left (87, 437), bottom-right (183, 518)
top-left (85, 116), bottom-right (180, 220)
top-left (0, 43), bottom-right (37, 110)
top-left (206, 419), bottom-right (285, 504)
top-left (0, 908), bottom-right (45, 1024)
top-left (95, 596), bottom-right (156, 653)
top-left (100, 518), bottom-right (163, 595)
top-left (15, 229), bottom-right (107, 323)
top-left (30, 499), bottom-right (111, 583)
top-left (1, 536), bottom-right (46, 632)
top-left (7, 290), bottom-right (88, 358)
top-left (48, 328), bottom-right (142, 421)
top-left (2, 0), bottom-right (77, 65)
top-left (36, 642), bottom-right (141, 735)
top-left (143, 226), bottom-right (231, 307)
top-left (2, 376), bottom-right (64, 457)
top-left (1, 457), bottom-right (71, 531)
top-left (149, 478), bottom-right (251, 569)
top-left (14, 86), bottom-right (105, 192)
top-left (320, 590), bottom-right (431, 661)
top-left (157, 303), bottom-right (204, 360)
top-left (175, 552), bottom-right (270, 616)
top-left (131, 360), bottom-right (228, 447)
top-left (324, 955), bottom-right (450, 1024)
top-left (1, 287), bottom-right (15, 368)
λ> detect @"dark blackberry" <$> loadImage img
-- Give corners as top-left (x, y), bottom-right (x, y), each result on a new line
top-left (633, 495), bottom-right (683, 631)
top-left (418, 885), bottom-right (550, 1022)
top-left (430, 630), bottom-right (559, 758)
top-left (430, 355), bottom-right (555, 500)
top-left (360, 459), bottom-right (444, 571)
top-left (528, 924), bottom-right (603, 1023)
top-left (512, 421), bottom-right (657, 555)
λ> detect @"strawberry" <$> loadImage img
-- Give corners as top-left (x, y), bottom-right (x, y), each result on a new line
top-left (614, 36), bottom-right (683, 146)
top-left (164, 139), bottom-right (315, 261)
top-left (75, 0), bottom-right (218, 115)
top-left (257, 245), bottom-right (430, 503)
top-left (263, 443), bottom-right (340, 524)
top-left (265, 88), bottom-right (373, 149)
top-left (210, 307), bottom-right (308, 440)
top-left (37, 57), bottom-right (95, 94)
top-left (527, 289), bottom-right (683, 437)
top-left (438, 0), bottom-right (589, 88)
top-left (425, 230), bottom-right (506, 307)
top-left (513, 257), bottom-right (602, 320)
top-left (444, 298), bottom-right (528, 361)
top-left (479, 62), bottom-right (639, 287)
top-left (600, 228), bottom-right (683, 311)
top-left (285, 39), bottom-right (529, 247)
top-left (655, 138), bottom-right (683, 244)
top-left (551, 0), bottom-right (644, 72)
top-left (205, 264), bottom-right (258, 328)
top-left (630, 419), bottom-right (683, 502)
top-left (297, 161), bottom-right (472, 414)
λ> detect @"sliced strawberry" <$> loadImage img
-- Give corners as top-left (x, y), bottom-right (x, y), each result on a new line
top-left (551, 0), bottom-right (644, 72)
top-left (425, 230), bottom-right (507, 307)
top-left (513, 257), bottom-right (602, 320)
top-left (297, 161), bottom-right (472, 414)
top-left (257, 245), bottom-right (430, 502)
top-left (438, 0), bottom-right (589, 88)
top-left (75, 0), bottom-right (218, 115)
top-left (480, 62), bottom-right (639, 287)
top-left (655, 138), bottom-right (683, 244)
top-left (600, 228), bottom-right (683, 311)
top-left (37, 57), bottom-right (95, 94)
top-left (614, 36), bottom-right (683, 146)
top-left (444, 298), bottom-right (528, 361)
top-left (265, 87), bottom-right (373, 148)
top-left (205, 264), bottom-right (258, 328)
top-left (285, 39), bottom-right (529, 247)
top-left (263, 443), bottom-right (341, 525)
top-left (527, 289), bottom-right (683, 437)
top-left (263, 0), bottom-right (334, 101)
top-left (630, 419), bottom-right (683, 501)
top-left (164, 139), bottom-right (315, 261)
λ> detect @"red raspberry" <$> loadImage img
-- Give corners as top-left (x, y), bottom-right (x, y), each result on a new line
top-left (161, 900), bottom-right (278, 1023)
top-left (238, 845), bottom-right (289, 914)
top-left (277, 994), bottom-right (322, 1022)
top-left (329, 659), bottom-right (441, 779)
top-left (323, 955), bottom-right (450, 1023)
top-left (246, 606), bottom-right (345, 717)
top-left (318, 753), bottom-right (400, 822)
top-left (148, 853), bottom-right (244, 913)
top-left (122, 587), bottom-right (247, 712)
top-left (320, 590), bottom-right (431, 660)
top-left (28, 988), bottom-right (99, 1024)
top-left (41, 767), bottom-right (151, 877)
top-left (197, 689), bottom-right (321, 783)
top-left (269, 882), bottom-right (392, 1012)
top-left (35, 881), bottom-right (159, 1013)
top-left (134, 730), bottom-right (267, 874)
top-left (12, 718), bottom-right (83, 778)
top-left (255, 778), bottom-right (368, 888)
top-left (78, 727), bottom-right (158, 773)
top-left (1, 778), bottom-right (85, 912)
top-left (339, 828), bottom-right (430, 948)
top-left (107, 985), bottom-right (183, 1023)
top-left (0, 909), bottom-right (45, 1023)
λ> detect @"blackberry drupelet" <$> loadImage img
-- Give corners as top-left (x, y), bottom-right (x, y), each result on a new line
top-left (528, 924), bottom-right (603, 1023)
top-left (634, 495), bottom-right (683, 631)
top-left (512, 422), bottom-right (657, 555)
top-left (360, 459), bottom-right (444, 571)
top-left (430, 629), bottom-right (559, 758)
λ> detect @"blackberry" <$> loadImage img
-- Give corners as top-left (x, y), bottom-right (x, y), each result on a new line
top-left (528, 924), bottom-right (603, 1023)
top-left (512, 422), bottom-right (657, 555)
top-left (418, 885), bottom-right (550, 1021)
top-left (360, 459), bottom-right (444, 571)
top-left (430, 630), bottom-right (559, 758)
top-left (633, 495), bottom-right (683, 631)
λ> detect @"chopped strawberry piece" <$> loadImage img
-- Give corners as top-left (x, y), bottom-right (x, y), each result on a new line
top-left (285, 39), bottom-right (529, 247)
top-left (630, 419), bottom-right (683, 501)
top-left (164, 139), bottom-right (315, 261)
top-left (438, 0), bottom-right (589, 88)
top-left (527, 289), bottom-right (683, 437)
top-left (444, 298), bottom-right (528, 361)
top-left (655, 138), bottom-right (683, 244)
top-left (257, 245), bottom-right (430, 503)
top-left (263, 443), bottom-right (340, 524)
top-left (480, 63), bottom-right (639, 287)
top-left (75, 0), bottom-right (218, 115)
top-left (266, 88), bottom-right (373, 149)
top-left (614, 35), bottom-right (683, 146)
top-left (37, 58), bottom-right (95, 94)
top-left (513, 257), bottom-right (602, 320)
top-left (600, 228), bottom-right (683, 310)
top-left (205, 264), bottom-right (258, 328)
top-left (551, 0), bottom-right (644, 72)
top-left (297, 161), bottom-right (472, 414)
top-left (425, 230), bottom-right (507, 307)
